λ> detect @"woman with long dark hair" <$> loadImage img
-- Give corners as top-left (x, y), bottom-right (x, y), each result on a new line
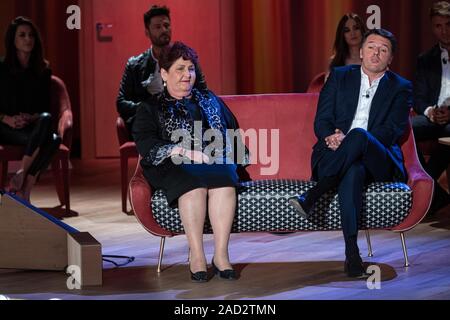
top-left (329, 13), bottom-right (367, 70)
top-left (0, 16), bottom-right (61, 202)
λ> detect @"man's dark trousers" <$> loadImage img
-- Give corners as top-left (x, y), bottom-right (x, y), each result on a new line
top-left (314, 128), bottom-right (395, 254)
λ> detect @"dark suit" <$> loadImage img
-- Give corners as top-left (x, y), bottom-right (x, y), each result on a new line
top-left (414, 44), bottom-right (442, 115)
top-left (413, 44), bottom-right (450, 141)
top-left (116, 48), bottom-right (207, 135)
top-left (313, 65), bottom-right (412, 249)
top-left (413, 44), bottom-right (450, 142)
top-left (412, 44), bottom-right (450, 207)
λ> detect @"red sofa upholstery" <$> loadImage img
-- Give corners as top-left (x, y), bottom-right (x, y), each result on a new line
top-left (307, 72), bottom-right (326, 93)
top-left (129, 93), bottom-right (433, 272)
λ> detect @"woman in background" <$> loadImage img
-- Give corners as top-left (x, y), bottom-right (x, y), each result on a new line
top-left (329, 13), bottom-right (367, 71)
top-left (308, 13), bottom-right (366, 92)
top-left (0, 17), bottom-right (61, 201)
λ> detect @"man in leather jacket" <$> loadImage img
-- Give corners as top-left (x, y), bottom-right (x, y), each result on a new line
top-left (116, 5), bottom-right (207, 137)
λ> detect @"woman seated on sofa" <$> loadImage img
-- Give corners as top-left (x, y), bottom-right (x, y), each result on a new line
top-left (0, 17), bottom-right (61, 202)
top-left (133, 41), bottom-right (248, 283)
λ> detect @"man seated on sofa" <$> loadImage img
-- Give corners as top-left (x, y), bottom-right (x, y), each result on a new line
top-left (116, 5), bottom-right (207, 138)
top-left (412, 1), bottom-right (450, 213)
top-left (289, 29), bottom-right (412, 278)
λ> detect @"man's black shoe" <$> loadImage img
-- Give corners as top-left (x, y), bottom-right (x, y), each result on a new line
top-left (289, 176), bottom-right (339, 219)
top-left (344, 254), bottom-right (370, 278)
top-left (289, 194), bottom-right (312, 219)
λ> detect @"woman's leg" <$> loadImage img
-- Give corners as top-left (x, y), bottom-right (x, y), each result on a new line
top-left (15, 175), bottom-right (37, 202)
top-left (0, 124), bottom-right (33, 192)
top-left (7, 113), bottom-right (53, 192)
top-left (178, 188), bottom-right (208, 273)
top-left (8, 149), bottom-right (39, 192)
top-left (207, 187), bottom-right (236, 270)
top-left (17, 134), bottom-right (61, 202)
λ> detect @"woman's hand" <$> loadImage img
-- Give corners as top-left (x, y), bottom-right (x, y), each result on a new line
top-left (2, 115), bottom-right (28, 129)
top-left (1, 115), bottom-right (16, 128)
top-left (171, 147), bottom-right (210, 164)
top-left (187, 150), bottom-right (210, 164)
top-left (19, 113), bottom-right (40, 125)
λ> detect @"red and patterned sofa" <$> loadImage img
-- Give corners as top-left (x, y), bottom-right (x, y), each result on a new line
top-left (129, 93), bottom-right (433, 272)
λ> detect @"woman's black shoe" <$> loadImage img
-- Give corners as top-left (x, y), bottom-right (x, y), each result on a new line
top-left (189, 267), bottom-right (208, 283)
top-left (190, 270), bottom-right (208, 283)
top-left (212, 258), bottom-right (237, 280)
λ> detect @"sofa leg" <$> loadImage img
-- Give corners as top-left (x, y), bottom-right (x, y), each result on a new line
top-left (365, 230), bottom-right (373, 257)
top-left (1, 161), bottom-right (8, 188)
top-left (400, 232), bottom-right (410, 267)
top-left (157, 237), bottom-right (166, 273)
top-left (120, 154), bottom-right (128, 214)
top-left (446, 164), bottom-right (450, 192)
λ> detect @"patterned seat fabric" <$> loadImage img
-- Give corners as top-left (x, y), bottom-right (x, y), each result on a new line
top-left (151, 180), bottom-right (412, 234)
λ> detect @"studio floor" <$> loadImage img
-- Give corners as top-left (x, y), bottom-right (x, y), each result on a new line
top-left (0, 159), bottom-right (449, 300)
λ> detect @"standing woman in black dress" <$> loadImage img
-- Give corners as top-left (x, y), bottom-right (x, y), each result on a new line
top-left (0, 17), bottom-right (61, 202)
top-left (133, 42), bottom-right (248, 282)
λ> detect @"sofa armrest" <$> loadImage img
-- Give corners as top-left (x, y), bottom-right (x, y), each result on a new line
top-left (391, 123), bottom-right (434, 232)
top-left (116, 116), bottom-right (130, 146)
top-left (58, 109), bottom-right (73, 149)
top-left (129, 158), bottom-right (174, 237)
top-left (50, 75), bottom-right (73, 150)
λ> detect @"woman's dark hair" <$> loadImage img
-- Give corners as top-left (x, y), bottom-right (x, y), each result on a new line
top-left (4, 16), bottom-right (48, 74)
top-left (159, 41), bottom-right (198, 71)
top-left (144, 5), bottom-right (171, 28)
top-left (329, 13), bottom-right (367, 70)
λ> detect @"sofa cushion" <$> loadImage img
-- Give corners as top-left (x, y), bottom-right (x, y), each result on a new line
top-left (151, 180), bottom-right (412, 234)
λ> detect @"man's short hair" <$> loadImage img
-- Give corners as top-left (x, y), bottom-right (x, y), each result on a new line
top-left (430, 1), bottom-right (450, 19)
top-left (144, 5), bottom-right (170, 28)
top-left (363, 28), bottom-right (397, 54)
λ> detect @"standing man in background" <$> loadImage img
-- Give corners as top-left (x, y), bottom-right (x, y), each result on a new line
top-left (413, 1), bottom-right (450, 214)
top-left (116, 5), bottom-right (207, 138)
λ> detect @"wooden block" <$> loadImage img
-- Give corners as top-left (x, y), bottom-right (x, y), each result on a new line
top-left (67, 232), bottom-right (102, 287)
top-left (0, 194), bottom-right (68, 270)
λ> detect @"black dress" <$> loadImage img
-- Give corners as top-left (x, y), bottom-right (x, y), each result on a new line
top-left (133, 89), bottom-right (248, 207)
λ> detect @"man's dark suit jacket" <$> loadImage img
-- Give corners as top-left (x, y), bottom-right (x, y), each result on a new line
top-left (414, 44), bottom-right (442, 115)
top-left (312, 65), bottom-right (413, 182)
top-left (116, 48), bottom-right (208, 125)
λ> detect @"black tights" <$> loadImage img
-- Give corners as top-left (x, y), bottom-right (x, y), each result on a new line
top-left (0, 113), bottom-right (61, 177)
